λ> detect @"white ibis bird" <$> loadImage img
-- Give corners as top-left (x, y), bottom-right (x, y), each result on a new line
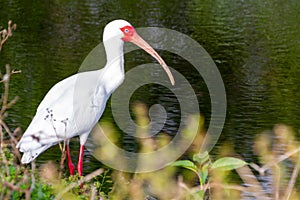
top-left (16, 19), bottom-right (175, 176)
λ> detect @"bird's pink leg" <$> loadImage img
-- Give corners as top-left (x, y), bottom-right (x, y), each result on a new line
top-left (77, 145), bottom-right (84, 176)
top-left (66, 144), bottom-right (75, 175)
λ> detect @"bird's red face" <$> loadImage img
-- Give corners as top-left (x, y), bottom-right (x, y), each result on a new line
top-left (120, 25), bottom-right (135, 42)
top-left (119, 25), bottom-right (175, 85)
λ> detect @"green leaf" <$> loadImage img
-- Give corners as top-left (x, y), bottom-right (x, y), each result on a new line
top-left (211, 157), bottom-right (247, 171)
top-left (193, 151), bottom-right (210, 165)
top-left (170, 160), bottom-right (198, 173)
top-left (199, 165), bottom-right (209, 185)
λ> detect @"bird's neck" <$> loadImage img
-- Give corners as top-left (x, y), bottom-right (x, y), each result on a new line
top-left (104, 38), bottom-right (124, 73)
top-left (100, 38), bottom-right (125, 94)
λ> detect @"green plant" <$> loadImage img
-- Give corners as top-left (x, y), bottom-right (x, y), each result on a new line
top-left (170, 151), bottom-right (247, 199)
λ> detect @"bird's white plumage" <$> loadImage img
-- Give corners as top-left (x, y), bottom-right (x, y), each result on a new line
top-left (17, 20), bottom-right (131, 163)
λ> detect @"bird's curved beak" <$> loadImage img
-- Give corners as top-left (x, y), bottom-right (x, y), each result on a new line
top-left (129, 32), bottom-right (175, 86)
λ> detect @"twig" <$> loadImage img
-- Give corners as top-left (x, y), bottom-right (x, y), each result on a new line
top-left (0, 120), bottom-right (22, 161)
top-left (249, 163), bottom-right (262, 174)
top-left (0, 64), bottom-right (11, 116)
top-left (204, 182), bottom-right (245, 192)
top-left (58, 141), bottom-right (66, 179)
top-left (0, 20), bottom-right (16, 51)
top-left (4, 181), bottom-right (20, 191)
top-left (1, 120), bottom-right (19, 145)
top-left (23, 169), bottom-right (31, 200)
top-left (0, 65), bottom-right (21, 117)
top-left (30, 161), bottom-right (36, 192)
top-left (0, 175), bottom-right (4, 200)
top-left (0, 122), bottom-right (10, 176)
top-left (259, 147), bottom-right (300, 174)
top-left (0, 71), bottom-right (21, 83)
top-left (59, 121), bottom-right (68, 178)
top-left (283, 152), bottom-right (300, 199)
top-left (175, 176), bottom-right (191, 200)
top-left (272, 165), bottom-right (280, 200)
top-left (6, 96), bottom-right (19, 109)
top-left (177, 175), bottom-right (191, 192)
top-left (54, 168), bottom-right (104, 200)
top-left (235, 165), bottom-right (268, 199)
top-left (90, 185), bottom-right (97, 200)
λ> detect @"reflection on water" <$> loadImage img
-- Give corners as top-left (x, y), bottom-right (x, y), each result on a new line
top-left (1, 0), bottom-right (300, 192)
top-left (187, 0), bottom-right (300, 153)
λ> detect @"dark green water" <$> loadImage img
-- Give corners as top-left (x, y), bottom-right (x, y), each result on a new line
top-left (1, 0), bottom-right (300, 191)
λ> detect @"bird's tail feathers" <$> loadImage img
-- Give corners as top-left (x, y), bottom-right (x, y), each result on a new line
top-left (20, 145), bottom-right (52, 164)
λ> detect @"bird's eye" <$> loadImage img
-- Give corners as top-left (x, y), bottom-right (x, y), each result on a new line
top-left (124, 29), bottom-right (129, 33)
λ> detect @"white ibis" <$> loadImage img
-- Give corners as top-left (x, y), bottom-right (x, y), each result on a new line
top-left (16, 19), bottom-right (175, 176)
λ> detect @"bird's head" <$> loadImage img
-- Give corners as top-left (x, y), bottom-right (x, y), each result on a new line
top-left (103, 19), bottom-right (175, 86)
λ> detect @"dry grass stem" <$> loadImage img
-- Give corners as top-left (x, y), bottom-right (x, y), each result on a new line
top-left (284, 152), bottom-right (300, 199)
top-left (260, 147), bottom-right (300, 174)
top-left (54, 168), bottom-right (104, 200)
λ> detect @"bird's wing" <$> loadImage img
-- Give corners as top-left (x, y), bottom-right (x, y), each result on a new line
top-left (17, 70), bottom-right (105, 153)
top-left (36, 73), bottom-right (78, 112)
top-left (17, 73), bottom-right (79, 151)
